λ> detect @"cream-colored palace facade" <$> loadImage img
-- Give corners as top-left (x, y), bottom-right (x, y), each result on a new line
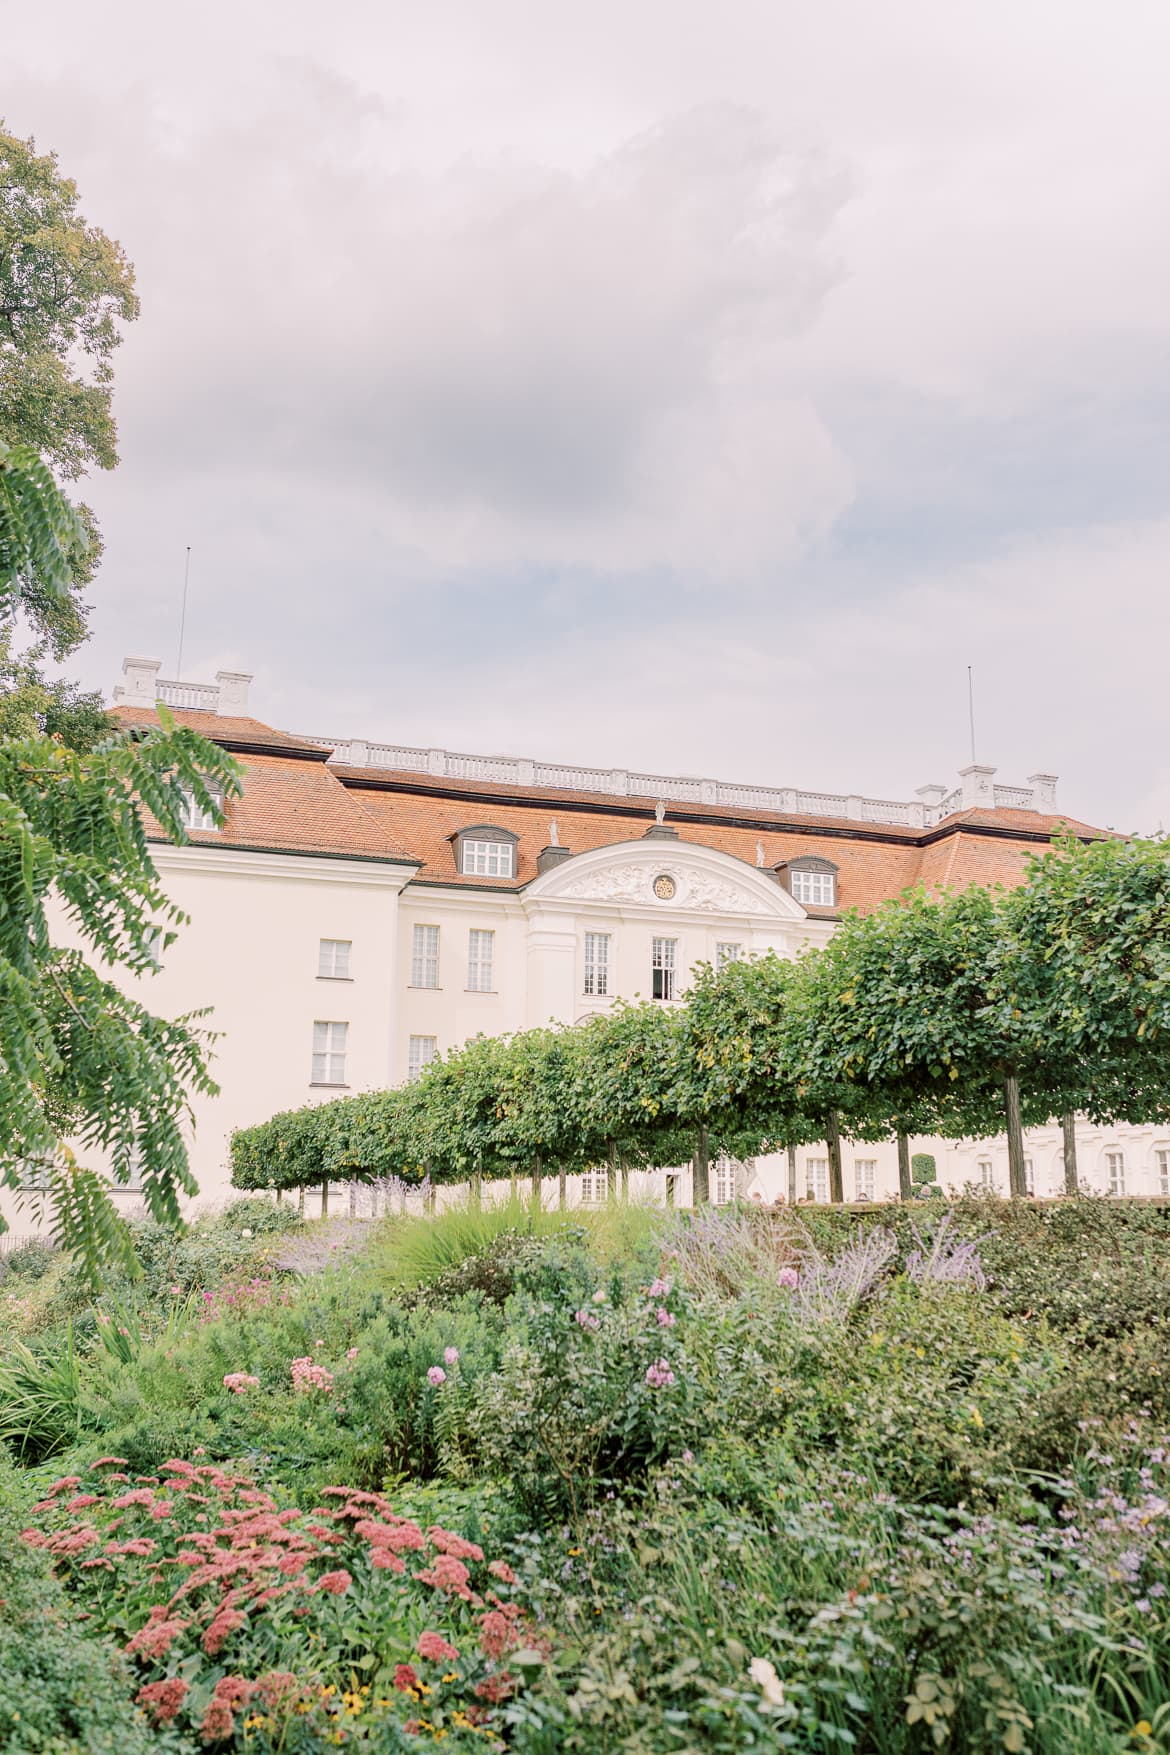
top-left (10, 656), bottom-right (1170, 1235)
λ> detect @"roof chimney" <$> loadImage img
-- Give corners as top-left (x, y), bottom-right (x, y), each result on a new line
top-left (214, 670), bottom-right (252, 715)
top-left (1028, 772), bottom-right (1059, 810)
top-left (112, 655), bottom-right (161, 704)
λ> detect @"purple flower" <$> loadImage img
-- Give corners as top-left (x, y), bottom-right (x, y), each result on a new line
top-left (645, 1358), bottom-right (676, 1389)
top-left (656, 1308), bottom-right (676, 1327)
top-left (648, 1277), bottom-right (672, 1299)
top-left (777, 1267), bottom-right (800, 1290)
top-left (444, 1347), bottom-right (460, 1366)
top-left (427, 1366), bottom-right (447, 1387)
top-left (575, 1309), bottom-right (601, 1331)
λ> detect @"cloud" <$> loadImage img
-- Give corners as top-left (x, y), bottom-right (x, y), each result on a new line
top-left (89, 81), bottom-right (855, 580)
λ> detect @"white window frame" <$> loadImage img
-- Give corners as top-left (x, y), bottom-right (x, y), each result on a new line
top-left (407, 1035), bottom-right (438, 1083)
top-left (467, 929), bottom-right (495, 992)
top-left (178, 786), bottom-right (223, 833)
top-left (713, 1158), bottom-right (736, 1206)
top-left (311, 1020), bottom-right (348, 1087)
top-left (411, 925), bottom-right (440, 988)
top-left (790, 868), bottom-right (836, 907)
top-left (716, 942), bottom-right (742, 971)
top-left (854, 1159), bottom-right (876, 1201)
top-left (652, 937), bottom-right (677, 1002)
top-left (462, 839), bottom-right (514, 878)
top-left (583, 931), bottom-right (611, 997)
top-left (1157, 1148), bottom-right (1170, 1197)
top-left (806, 1158), bottom-right (828, 1202)
top-left (318, 939), bottom-right (352, 980)
top-left (1106, 1150), bottom-right (1126, 1198)
top-left (977, 1159), bottom-right (995, 1189)
top-left (1024, 1156), bottom-right (1035, 1198)
top-left (580, 1169), bottom-right (608, 1205)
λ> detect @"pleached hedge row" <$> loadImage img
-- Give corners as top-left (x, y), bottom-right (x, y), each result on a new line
top-left (231, 834), bottom-right (1170, 1204)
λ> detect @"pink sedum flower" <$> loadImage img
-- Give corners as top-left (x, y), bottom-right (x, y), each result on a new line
top-left (427, 1366), bottom-right (447, 1387)
top-left (444, 1346), bottom-right (460, 1366)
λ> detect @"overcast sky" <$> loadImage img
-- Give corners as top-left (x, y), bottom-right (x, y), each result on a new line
top-left (6, 1), bottom-right (1170, 830)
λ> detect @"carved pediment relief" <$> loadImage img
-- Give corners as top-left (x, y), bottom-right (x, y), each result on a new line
top-left (557, 860), bottom-right (771, 915)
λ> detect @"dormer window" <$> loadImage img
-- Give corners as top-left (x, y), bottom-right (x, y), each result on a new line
top-left (178, 785), bottom-right (223, 833)
top-left (778, 855), bottom-right (838, 908)
top-left (452, 825), bottom-right (519, 878)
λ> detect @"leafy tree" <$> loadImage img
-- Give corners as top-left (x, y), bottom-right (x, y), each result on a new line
top-left (0, 712), bottom-right (240, 1276)
top-left (1, 123), bottom-right (137, 638)
top-left (0, 627), bottom-right (109, 750)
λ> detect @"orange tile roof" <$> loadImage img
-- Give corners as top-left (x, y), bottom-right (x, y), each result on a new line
top-left (115, 704), bottom-right (329, 756)
top-left (113, 707), bottom-right (416, 862)
top-left (111, 705), bottom-right (1108, 908)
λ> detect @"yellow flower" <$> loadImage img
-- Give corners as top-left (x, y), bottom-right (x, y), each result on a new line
top-left (969, 1406), bottom-right (984, 1429)
top-left (1135, 1723), bottom-right (1153, 1739)
top-left (568, 1546), bottom-right (582, 1556)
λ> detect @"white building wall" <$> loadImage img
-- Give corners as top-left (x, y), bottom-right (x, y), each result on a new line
top-left (9, 831), bottom-right (1170, 1236)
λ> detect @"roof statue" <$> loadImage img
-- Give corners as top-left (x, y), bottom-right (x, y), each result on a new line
top-left (654, 799), bottom-right (667, 826)
top-left (756, 839), bottom-right (766, 867)
top-left (549, 818), bottom-right (560, 847)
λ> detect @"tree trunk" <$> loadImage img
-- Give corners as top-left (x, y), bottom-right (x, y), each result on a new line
top-left (320, 1180), bottom-right (330, 1219)
top-left (620, 1156), bottom-right (630, 1202)
top-left (826, 1112), bottom-right (844, 1204)
top-left (509, 1171), bottom-right (518, 1203)
top-left (1061, 1111), bottom-right (1079, 1196)
top-left (786, 1140), bottom-right (797, 1207)
top-left (607, 1140), bottom-right (619, 1203)
top-left (665, 1172), bottom-right (676, 1208)
top-left (558, 1165), bottom-right (567, 1210)
top-left (275, 1186), bottom-right (283, 1206)
top-left (896, 1129), bottom-right (912, 1202)
top-left (693, 1125), bottom-right (710, 1206)
top-left (1004, 1075), bottom-right (1027, 1198)
top-left (297, 1185), bottom-right (305, 1218)
top-left (348, 1181), bottom-right (357, 1219)
top-left (531, 1154), bottom-right (543, 1215)
top-left (471, 1169), bottom-right (482, 1210)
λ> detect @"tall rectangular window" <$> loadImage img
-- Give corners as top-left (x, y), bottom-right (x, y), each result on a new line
top-left (583, 932), bottom-right (610, 996)
top-left (311, 1021), bottom-right (348, 1086)
top-left (652, 937), bottom-right (677, 1001)
top-left (716, 942), bottom-right (742, 971)
top-left (580, 1169), bottom-right (607, 1205)
top-left (408, 1035), bottom-right (438, 1083)
top-left (977, 1159), bottom-right (995, 1188)
top-left (462, 840), bottom-right (514, 877)
top-left (854, 1159), bottom-right (876, 1201)
top-left (467, 929), bottom-right (495, 992)
top-left (318, 939), bottom-right (351, 979)
top-left (411, 925), bottom-right (439, 988)
top-left (1106, 1150), bottom-right (1126, 1197)
top-left (1158, 1149), bottom-right (1170, 1197)
top-left (713, 1158), bottom-right (735, 1205)
top-left (806, 1158), bottom-right (828, 1202)
top-left (1024, 1156), bottom-right (1035, 1197)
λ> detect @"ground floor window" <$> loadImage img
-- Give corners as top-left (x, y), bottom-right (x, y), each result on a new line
top-left (580, 1170), bottom-right (608, 1205)
top-left (806, 1158), bottom-right (828, 1202)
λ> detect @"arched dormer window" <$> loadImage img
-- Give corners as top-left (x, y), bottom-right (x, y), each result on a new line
top-left (775, 854), bottom-right (838, 908)
top-left (451, 824), bottom-right (519, 879)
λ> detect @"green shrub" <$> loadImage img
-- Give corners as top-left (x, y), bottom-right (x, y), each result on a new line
top-left (0, 1460), bottom-right (157, 1755)
top-left (22, 1454), bottom-right (546, 1750)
